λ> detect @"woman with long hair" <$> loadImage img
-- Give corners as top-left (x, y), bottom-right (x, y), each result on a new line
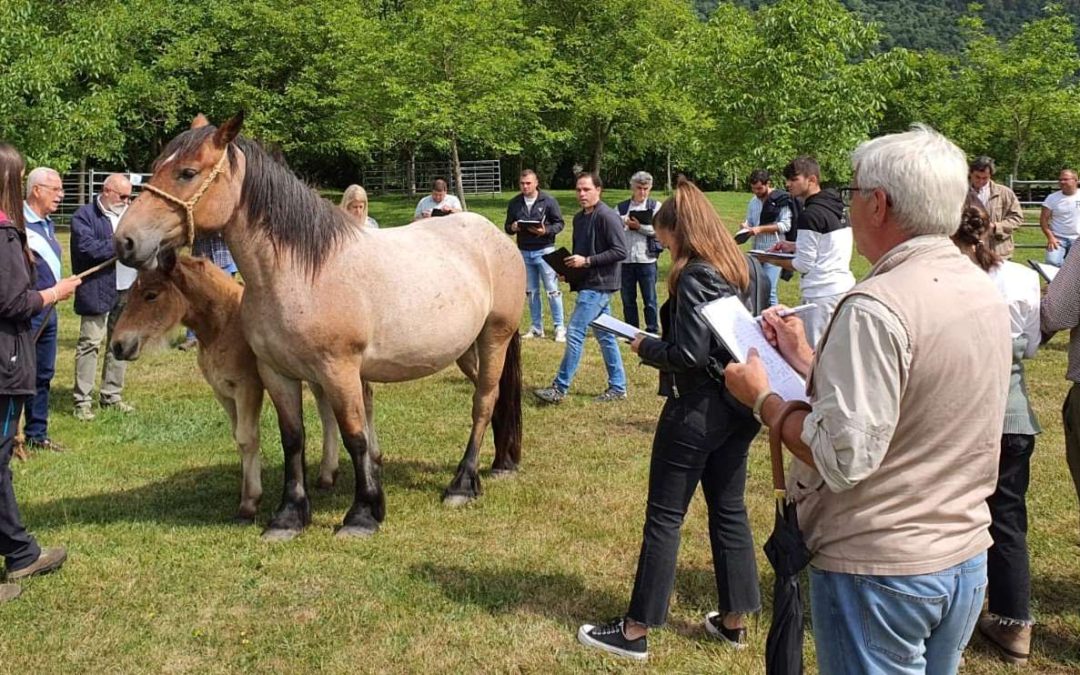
top-left (0, 143), bottom-right (80, 602)
top-left (953, 194), bottom-right (1040, 665)
top-left (577, 178), bottom-right (761, 661)
top-left (340, 184), bottom-right (379, 228)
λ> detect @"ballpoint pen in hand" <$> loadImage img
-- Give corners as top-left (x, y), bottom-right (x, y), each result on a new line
top-left (756, 303), bottom-right (816, 325)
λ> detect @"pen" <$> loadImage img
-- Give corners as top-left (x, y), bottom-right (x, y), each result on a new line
top-left (756, 303), bottom-right (816, 324)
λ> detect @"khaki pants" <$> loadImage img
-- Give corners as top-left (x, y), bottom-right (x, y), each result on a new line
top-left (801, 291), bottom-right (845, 350)
top-left (73, 290), bottom-right (129, 408)
top-left (1061, 383), bottom-right (1080, 513)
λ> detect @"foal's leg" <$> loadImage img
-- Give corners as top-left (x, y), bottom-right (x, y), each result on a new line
top-left (259, 365), bottom-right (310, 542)
top-left (229, 382), bottom-right (265, 523)
top-left (320, 366), bottom-right (384, 538)
top-left (443, 333), bottom-right (512, 506)
top-left (309, 383), bottom-right (340, 491)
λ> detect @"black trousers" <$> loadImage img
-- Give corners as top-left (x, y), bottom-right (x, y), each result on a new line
top-left (986, 433), bottom-right (1035, 623)
top-left (627, 388), bottom-right (762, 626)
top-left (0, 394), bottom-right (40, 572)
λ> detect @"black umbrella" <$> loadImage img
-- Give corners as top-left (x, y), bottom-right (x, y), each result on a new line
top-left (764, 400), bottom-right (813, 675)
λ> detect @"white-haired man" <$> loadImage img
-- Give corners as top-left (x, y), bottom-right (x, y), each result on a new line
top-left (22, 167), bottom-right (67, 452)
top-left (70, 173), bottom-right (137, 420)
top-left (725, 126), bottom-right (1011, 673)
top-left (616, 171), bottom-right (661, 334)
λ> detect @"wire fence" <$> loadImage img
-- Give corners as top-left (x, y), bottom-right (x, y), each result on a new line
top-left (360, 159), bottom-right (501, 196)
top-left (52, 170), bottom-right (151, 226)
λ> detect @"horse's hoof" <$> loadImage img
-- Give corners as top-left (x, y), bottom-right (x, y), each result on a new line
top-left (442, 493), bottom-right (475, 508)
top-left (489, 468), bottom-right (517, 480)
top-left (335, 524), bottom-right (378, 539)
top-left (232, 512), bottom-right (257, 525)
top-left (261, 528), bottom-right (301, 543)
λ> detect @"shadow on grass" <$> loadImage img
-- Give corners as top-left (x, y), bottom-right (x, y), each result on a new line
top-left (21, 457), bottom-right (477, 528)
top-left (409, 561), bottom-right (623, 626)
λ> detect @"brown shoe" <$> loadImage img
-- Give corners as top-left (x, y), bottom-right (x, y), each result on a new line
top-left (13, 436), bottom-right (28, 462)
top-left (977, 613), bottom-right (1031, 665)
top-left (24, 437), bottom-right (67, 453)
top-left (0, 584), bottom-right (21, 603)
top-left (6, 547), bottom-right (67, 581)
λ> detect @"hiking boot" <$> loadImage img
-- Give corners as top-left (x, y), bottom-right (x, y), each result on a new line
top-left (25, 437), bottom-right (67, 453)
top-left (577, 618), bottom-right (648, 661)
top-left (6, 547), bottom-right (67, 581)
top-left (101, 400), bottom-right (135, 414)
top-left (73, 406), bottom-right (95, 422)
top-left (977, 613), bottom-right (1031, 665)
top-left (554, 326), bottom-right (567, 343)
top-left (521, 327), bottom-right (544, 339)
top-left (593, 387), bottom-right (627, 403)
top-left (0, 584), bottom-right (21, 603)
top-left (177, 337), bottom-right (198, 351)
top-left (705, 611), bottom-right (748, 649)
top-left (533, 386), bottom-right (565, 404)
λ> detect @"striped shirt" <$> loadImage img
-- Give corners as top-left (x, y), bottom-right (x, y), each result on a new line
top-left (192, 233), bottom-right (237, 275)
top-left (745, 195), bottom-right (791, 251)
top-left (1042, 245), bottom-right (1080, 382)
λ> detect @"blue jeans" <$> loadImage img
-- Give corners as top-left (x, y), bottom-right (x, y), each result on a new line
top-left (553, 289), bottom-right (626, 394)
top-left (762, 262), bottom-right (782, 307)
top-left (1045, 236), bottom-right (1076, 266)
top-left (809, 552), bottom-right (987, 674)
top-left (522, 247), bottom-right (564, 332)
top-left (620, 263), bottom-right (658, 333)
top-left (24, 310), bottom-right (57, 442)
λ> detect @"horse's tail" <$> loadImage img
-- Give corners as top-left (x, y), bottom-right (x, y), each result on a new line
top-left (492, 331), bottom-right (522, 468)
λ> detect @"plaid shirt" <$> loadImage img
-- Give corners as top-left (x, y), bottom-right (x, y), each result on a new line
top-left (192, 233), bottom-right (237, 274)
top-left (1042, 246), bottom-right (1080, 382)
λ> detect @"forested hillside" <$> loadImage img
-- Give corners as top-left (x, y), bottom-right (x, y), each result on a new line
top-left (699, 0), bottom-right (1080, 50)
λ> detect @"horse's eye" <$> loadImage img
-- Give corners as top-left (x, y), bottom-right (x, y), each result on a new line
top-left (178, 168), bottom-right (198, 181)
top-left (145, 291), bottom-right (159, 302)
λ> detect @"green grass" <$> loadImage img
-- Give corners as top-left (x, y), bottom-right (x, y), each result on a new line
top-left (1, 191), bottom-right (1077, 673)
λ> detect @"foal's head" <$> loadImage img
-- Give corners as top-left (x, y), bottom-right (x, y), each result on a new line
top-left (115, 113), bottom-right (245, 268)
top-left (111, 251), bottom-right (189, 361)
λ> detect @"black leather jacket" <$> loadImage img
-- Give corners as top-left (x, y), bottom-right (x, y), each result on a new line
top-left (637, 259), bottom-right (751, 402)
top-left (0, 218), bottom-right (44, 396)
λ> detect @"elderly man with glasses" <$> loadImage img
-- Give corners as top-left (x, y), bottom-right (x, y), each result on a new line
top-left (22, 167), bottom-right (68, 451)
top-left (70, 173), bottom-right (138, 421)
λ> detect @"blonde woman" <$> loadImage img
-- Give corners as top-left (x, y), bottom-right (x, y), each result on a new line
top-left (340, 184), bottom-right (379, 228)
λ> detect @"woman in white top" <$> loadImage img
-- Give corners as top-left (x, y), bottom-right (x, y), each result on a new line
top-left (952, 194), bottom-right (1039, 665)
top-left (340, 184), bottom-right (379, 229)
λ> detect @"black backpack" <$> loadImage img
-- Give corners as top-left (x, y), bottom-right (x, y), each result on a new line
top-left (743, 253), bottom-right (771, 316)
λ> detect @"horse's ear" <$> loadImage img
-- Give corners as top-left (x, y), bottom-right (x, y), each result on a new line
top-left (191, 114), bottom-right (210, 130)
top-left (213, 112), bottom-right (245, 148)
top-left (158, 247), bottom-right (178, 274)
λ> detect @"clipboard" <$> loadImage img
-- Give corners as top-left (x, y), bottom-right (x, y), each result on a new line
top-left (1028, 259), bottom-right (1058, 283)
top-left (627, 209), bottom-right (653, 226)
top-left (542, 247), bottom-right (587, 285)
top-left (749, 249), bottom-right (795, 259)
top-left (431, 208), bottom-right (452, 217)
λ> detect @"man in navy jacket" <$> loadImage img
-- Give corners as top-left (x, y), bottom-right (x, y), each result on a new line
top-left (70, 174), bottom-right (137, 420)
top-left (504, 169), bottom-right (566, 341)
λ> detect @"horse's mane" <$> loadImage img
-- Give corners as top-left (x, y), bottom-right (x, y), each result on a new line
top-left (154, 127), bottom-right (356, 277)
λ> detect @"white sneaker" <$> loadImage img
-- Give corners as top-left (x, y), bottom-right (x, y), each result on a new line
top-left (521, 327), bottom-right (544, 339)
top-left (554, 326), bottom-right (567, 343)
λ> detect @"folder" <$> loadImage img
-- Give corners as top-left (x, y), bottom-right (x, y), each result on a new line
top-left (542, 247), bottom-right (588, 285)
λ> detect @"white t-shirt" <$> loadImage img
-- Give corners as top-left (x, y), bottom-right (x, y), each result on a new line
top-left (524, 195), bottom-right (537, 210)
top-left (100, 198), bottom-right (137, 291)
top-left (1042, 190), bottom-right (1080, 239)
top-left (989, 261), bottom-right (1040, 357)
top-left (414, 194), bottom-right (463, 220)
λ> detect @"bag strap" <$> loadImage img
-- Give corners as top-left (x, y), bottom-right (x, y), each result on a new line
top-left (769, 400), bottom-right (813, 501)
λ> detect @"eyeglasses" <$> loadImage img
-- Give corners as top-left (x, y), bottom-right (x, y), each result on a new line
top-left (106, 187), bottom-right (133, 202)
top-left (839, 186), bottom-right (861, 207)
top-left (40, 184), bottom-right (64, 194)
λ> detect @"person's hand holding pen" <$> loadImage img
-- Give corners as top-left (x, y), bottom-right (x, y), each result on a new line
top-left (758, 304), bottom-right (815, 377)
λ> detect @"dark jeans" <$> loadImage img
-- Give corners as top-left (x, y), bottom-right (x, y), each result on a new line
top-left (1, 395), bottom-right (41, 572)
top-left (627, 389), bottom-right (762, 625)
top-left (24, 310), bottom-right (57, 441)
top-left (1063, 383), bottom-right (1080, 514)
top-left (987, 433), bottom-right (1035, 622)
top-left (621, 262), bottom-right (658, 333)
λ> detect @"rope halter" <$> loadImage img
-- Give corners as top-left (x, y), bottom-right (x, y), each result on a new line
top-left (139, 148), bottom-right (231, 247)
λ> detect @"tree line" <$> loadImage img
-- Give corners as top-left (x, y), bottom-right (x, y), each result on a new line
top-left (1, 0), bottom-right (1078, 193)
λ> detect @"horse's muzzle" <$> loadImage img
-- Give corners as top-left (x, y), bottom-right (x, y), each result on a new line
top-left (111, 336), bottom-right (141, 362)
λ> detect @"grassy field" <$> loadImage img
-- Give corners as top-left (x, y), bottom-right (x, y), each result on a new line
top-left (1, 190), bottom-right (1077, 673)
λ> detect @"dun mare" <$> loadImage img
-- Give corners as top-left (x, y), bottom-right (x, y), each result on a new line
top-left (110, 252), bottom-right (342, 522)
top-left (115, 114), bottom-right (524, 540)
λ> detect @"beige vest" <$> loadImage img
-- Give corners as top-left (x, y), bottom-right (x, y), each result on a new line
top-left (800, 236), bottom-right (1010, 575)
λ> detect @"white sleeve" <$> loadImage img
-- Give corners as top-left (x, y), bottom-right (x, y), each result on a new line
top-left (775, 207), bottom-right (792, 234)
top-left (793, 229), bottom-right (819, 275)
top-left (414, 199), bottom-right (425, 219)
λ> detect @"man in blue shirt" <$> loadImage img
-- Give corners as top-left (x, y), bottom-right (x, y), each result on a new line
top-left (22, 167), bottom-right (66, 452)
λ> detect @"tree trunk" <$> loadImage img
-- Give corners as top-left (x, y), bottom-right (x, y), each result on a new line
top-left (665, 149), bottom-right (672, 193)
top-left (405, 143), bottom-right (417, 198)
top-left (590, 125), bottom-right (606, 177)
top-left (450, 134), bottom-right (467, 211)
